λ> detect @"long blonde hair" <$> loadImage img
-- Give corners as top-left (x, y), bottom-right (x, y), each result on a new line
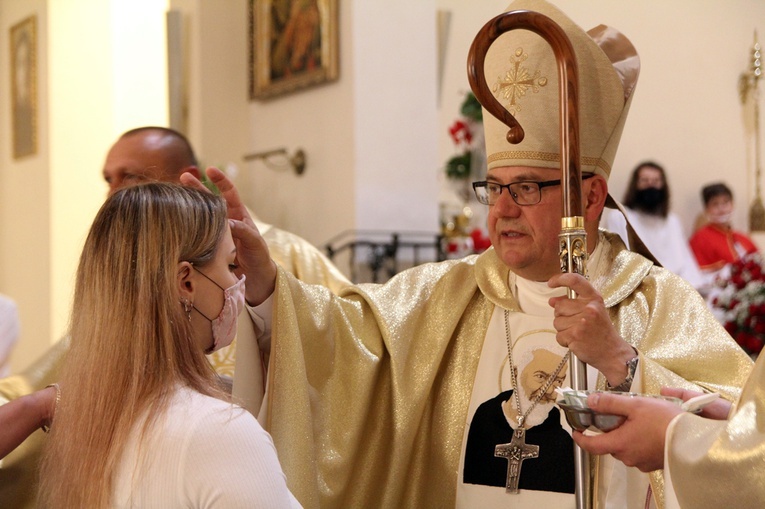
top-left (38, 183), bottom-right (229, 508)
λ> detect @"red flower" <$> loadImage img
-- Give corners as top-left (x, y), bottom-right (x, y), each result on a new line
top-left (735, 330), bottom-right (751, 347)
top-left (470, 228), bottom-right (492, 253)
top-left (448, 120), bottom-right (473, 146)
top-left (714, 253), bottom-right (765, 355)
top-left (742, 333), bottom-right (763, 354)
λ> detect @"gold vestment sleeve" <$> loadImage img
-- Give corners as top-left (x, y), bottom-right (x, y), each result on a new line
top-left (667, 351), bottom-right (765, 508)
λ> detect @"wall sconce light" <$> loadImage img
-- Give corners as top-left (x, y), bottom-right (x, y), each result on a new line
top-left (243, 147), bottom-right (306, 176)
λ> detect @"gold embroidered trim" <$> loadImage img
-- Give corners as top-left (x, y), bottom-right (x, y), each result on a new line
top-left (487, 151), bottom-right (611, 175)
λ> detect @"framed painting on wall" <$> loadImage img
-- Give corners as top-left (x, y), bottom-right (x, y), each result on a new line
top-left (249, 0), bottom-right (339, 100)
top-left (10, 16), bottom-right (38, 159)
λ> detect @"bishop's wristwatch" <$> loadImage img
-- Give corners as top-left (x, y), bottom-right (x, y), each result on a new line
top-left (606, 351), bottom-right (639, 392)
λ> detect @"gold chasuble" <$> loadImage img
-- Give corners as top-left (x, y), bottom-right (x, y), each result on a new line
top-left (249, 232), bottom-right (752, 508)
top-left (667, 349), bottom-right (765, 507)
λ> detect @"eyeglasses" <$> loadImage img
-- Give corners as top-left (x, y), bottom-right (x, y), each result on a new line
top-left (472, 174), bottom-right (594, 206)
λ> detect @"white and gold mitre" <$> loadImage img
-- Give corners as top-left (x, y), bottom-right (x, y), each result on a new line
top-left (482, 0), bottom-right (640, 180)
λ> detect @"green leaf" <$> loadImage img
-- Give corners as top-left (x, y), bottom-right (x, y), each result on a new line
top-left (446, 152), bottom-right (472, 180)
top-left (460, 92), bottom-right (483, 122)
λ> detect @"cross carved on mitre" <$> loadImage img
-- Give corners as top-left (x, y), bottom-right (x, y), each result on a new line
top-left (492, 47), bottom-right (548, 115)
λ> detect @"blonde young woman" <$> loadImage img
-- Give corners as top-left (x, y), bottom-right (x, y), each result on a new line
top-left (37, 183), bottom-right (300, 508)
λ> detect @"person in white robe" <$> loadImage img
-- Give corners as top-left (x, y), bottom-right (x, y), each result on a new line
top-left (600, 161), bottom-right (708, 293)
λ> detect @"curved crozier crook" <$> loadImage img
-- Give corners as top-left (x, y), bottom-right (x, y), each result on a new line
top-left (467, 14), bottom-right (526, 144)
top-left (466, 9), bottom-right (583, 219)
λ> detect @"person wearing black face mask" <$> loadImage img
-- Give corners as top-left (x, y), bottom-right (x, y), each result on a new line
top-left (601, 161), bottom-right (708, 292)
top-left (632, 185), bottom-right (668, 213)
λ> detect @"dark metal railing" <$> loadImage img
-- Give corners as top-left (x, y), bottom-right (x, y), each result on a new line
top-left (324, 230), bottom-right (444, 283)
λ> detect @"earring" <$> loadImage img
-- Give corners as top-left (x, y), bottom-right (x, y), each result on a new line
top-left (182, 299), bottom-right (192, 322)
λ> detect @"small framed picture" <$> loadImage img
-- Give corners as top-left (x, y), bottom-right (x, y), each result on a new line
top-left (249, 0), bottom-right (339, 100)
top-left (10, 16), bottom-right (38, 159)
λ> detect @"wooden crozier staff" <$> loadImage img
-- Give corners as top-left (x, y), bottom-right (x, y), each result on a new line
top-left (467, 9), bottom-right (592, 509)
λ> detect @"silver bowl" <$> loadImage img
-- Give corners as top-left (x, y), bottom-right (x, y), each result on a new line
top-left (557, 402), bottom-right (626, 432)
top-left (557, 390), bottom-right (686, 432)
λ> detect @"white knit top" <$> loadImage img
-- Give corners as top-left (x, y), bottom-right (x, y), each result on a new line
top-left (112, 386), bottom-right (301, 508)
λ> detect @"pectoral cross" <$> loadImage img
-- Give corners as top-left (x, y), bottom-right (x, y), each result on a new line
top-left (494, 427), bottom-right (539, 493)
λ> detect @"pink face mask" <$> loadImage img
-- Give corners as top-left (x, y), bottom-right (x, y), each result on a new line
top-left (192, 268), bottom-right (246, 353)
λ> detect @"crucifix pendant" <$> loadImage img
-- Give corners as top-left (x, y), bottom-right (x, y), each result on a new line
top-left (494, 427), bottom-right (540, 494)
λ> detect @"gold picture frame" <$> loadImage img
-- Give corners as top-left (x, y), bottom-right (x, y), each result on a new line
top-left (249, 0), bottom-right (339, 100)
top-left (10, 16), bottom-right (38, 159)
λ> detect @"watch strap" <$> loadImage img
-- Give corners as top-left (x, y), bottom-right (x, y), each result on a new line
top-left (606, 351), bottom-right (639, 392)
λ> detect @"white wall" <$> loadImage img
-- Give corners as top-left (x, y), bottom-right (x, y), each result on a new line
top-left (352, 0), bottom-right (438, 233)
top-left (48, 0), bottom-right (111, 350)
top-left (48, 0), bottom-right (168, 354)
top-left (187, 0), bottom-right (251, 175)
top-left (0, 0), bottom-right (51, 375)
top-left (48, 0), bottom-right (169, 352)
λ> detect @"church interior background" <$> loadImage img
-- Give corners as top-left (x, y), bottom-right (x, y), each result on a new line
top-left (1, 0), bottom-right (764, 372)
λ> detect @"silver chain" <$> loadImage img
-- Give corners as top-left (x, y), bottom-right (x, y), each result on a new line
top-left (504, 309), bottom-right (569, 428)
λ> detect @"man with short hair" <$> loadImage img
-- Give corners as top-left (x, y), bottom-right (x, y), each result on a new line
top-left (187, 1), bottom-right (751, 507)
top-left (102, 126), bottom-right (200, 194)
